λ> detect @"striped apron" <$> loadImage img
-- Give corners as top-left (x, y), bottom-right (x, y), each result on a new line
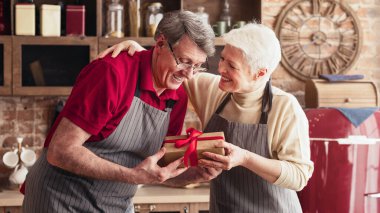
top-left (23, 81), bottom-right (175, 213)
top-left (205, 80), bottom-right (302, 213)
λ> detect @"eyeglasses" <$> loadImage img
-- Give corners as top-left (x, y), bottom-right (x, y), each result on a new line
top-left (167, 42), bottom-right (208, 74)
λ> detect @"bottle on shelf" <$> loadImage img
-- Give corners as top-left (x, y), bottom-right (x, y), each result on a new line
top-left (129, 0), bottom-right (140, 37)
top-left (105, 0), bottom-right (124, 38)
top-left (195, 6), bottom-right (209, 26)
top-left (145, 2), bottom-right (163, 37)
top-left (220, 0), bottom-right (232, 31)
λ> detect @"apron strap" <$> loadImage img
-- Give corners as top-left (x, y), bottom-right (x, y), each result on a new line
top-left (259, 79), bottom-right (273, 124)
top-left (215, 93), bottom-right (233, 114)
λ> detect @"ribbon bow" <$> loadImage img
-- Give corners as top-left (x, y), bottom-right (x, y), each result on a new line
top-left (164, 128), bottom-right (224, 167)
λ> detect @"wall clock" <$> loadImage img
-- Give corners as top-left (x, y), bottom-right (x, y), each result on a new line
top-left (275, 0), bottom-right (362, 81)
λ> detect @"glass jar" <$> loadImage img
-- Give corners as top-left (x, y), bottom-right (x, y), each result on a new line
top-left (220, 0), bottom-right (231, 30)
top-left (106, 0), bottom-right (124, 38)
top-left (196, 6), bottom-right (209, 25)
top-left (145, 2), bottom-right (163, 37)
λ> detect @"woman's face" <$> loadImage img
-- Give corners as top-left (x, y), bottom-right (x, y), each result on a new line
top-left (218, 44), bottom-right (255, 93)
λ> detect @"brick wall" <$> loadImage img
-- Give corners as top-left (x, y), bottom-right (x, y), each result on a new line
top-left (0, 97), bottom-right (62, 148)
top-left (264, 0), bottom-right (380, 104)
top-left (1, 0), bottom-right (379, 148)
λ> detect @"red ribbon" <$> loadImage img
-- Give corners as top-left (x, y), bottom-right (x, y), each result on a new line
top-left (164, 128), bottom-right (224, 167)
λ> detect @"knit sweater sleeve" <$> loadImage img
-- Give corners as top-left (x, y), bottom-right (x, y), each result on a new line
top-left (270, 93), bottom-right (314, 191)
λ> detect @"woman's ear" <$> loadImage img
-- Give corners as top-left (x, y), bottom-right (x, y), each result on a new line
top-left (254, 68), bottom-right (267, 80)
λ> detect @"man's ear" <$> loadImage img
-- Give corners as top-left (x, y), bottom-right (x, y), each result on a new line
top-left (254, 68), bottom-right (267, 80)
top-left (155, 34), bottom-right (166, 48)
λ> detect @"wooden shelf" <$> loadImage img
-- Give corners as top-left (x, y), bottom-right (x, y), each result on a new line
top-left (12, 36), bottom-right (98, 53)
top-left (99, 37), bottom-right (156, 52)
top-left (0, 36), bottom-right (12, 96)
top-left (0, 0), bottom-right (260, 96)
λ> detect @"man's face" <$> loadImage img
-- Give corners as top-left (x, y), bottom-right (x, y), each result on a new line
top-left (153, 35), bottom-right (207, 91)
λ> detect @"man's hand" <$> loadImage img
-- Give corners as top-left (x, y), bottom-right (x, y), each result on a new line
top-left (190, 166), bottom-right (222, 182)
top-left (198, 141), bottom-right (248, 170)
top-left (129, 147), bottom-right (188, 184)
top-left (164, 165), bottom-right (222, 187)
top-left (97, 40), bottom-right (146, 59)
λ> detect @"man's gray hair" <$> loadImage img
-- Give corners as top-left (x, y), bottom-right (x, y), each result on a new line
top-left (223, 23), bottom-right (281, 80)
top-left (154, 10), bottom-right (215, 56)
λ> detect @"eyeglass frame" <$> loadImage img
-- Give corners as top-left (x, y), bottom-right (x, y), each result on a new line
top-left (167, 42), bottom-right (209, 74)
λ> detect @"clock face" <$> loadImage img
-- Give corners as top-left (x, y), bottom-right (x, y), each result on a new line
top-left (275, 0), bottom-right (362, 81)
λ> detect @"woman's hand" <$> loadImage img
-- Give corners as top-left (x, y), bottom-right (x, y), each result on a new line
top-left (97, 40), bottom-right (146, 59)
top-left (198, 141), bottom-right (248, 170)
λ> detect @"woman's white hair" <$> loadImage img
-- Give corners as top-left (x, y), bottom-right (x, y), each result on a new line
top-left (222, 23), bottom-right (281, 80)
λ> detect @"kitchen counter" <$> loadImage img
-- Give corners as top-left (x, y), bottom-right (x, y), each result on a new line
top-left (0, 190), bottom-right (23, 207)
top-left (134, 184), bottom-right (209, 204)
top-left (0, 184), bottom-right (210, 207)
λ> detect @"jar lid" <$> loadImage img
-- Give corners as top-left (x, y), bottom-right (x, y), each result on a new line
top-left (197, 6), bottom-right (205, 12)
top-left (149, 2), bottom-right (163, 9)
top-left (15, 4), bottom-right (35, 9)
top-left (41, 4), bottom-right (60, 10)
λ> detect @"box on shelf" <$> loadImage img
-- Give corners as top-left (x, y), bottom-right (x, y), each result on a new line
top-left (15, 3), bottom-right (35, 36)
top-left (160, 131), bottom-right (225, 167)
top-left (40, 4), bottom-right (61, 36)
top-left (66, 5), bottom-right (85, 36)
top-left (305, 79), bottom-right (380, 108)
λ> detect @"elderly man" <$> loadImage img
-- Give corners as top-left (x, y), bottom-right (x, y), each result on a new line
top-left (22, 10), bottom-right (216, 213)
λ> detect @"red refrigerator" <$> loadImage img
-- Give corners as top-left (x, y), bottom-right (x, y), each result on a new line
top-left (298, 108), bottom-right (380, 213)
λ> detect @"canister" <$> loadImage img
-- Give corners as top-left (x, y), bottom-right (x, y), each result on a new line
top-left (40, 4), bottom-right (61, 36)
top-left (15, 3), bottom-right (35, 36)
top-left (145, 2), bottom-right (163, 37)
top-left (106, 0), bottom-right (124, 38)
top-left (66, 5), bottom-right (85, 36)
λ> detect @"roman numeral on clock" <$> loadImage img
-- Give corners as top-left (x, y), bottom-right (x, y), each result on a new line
top-left (285, 17), bottom-right (301, 30)
top-left (312, 0), bottom-right (322, 15)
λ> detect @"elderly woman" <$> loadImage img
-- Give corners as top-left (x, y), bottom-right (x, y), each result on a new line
top-left (99, 23), bottom-right (313, 213)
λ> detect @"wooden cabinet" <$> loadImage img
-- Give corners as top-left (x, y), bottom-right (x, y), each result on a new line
top-left (99, 0), bottom-right (261, 39)
top-left (0, 0), bottom-right (261, 96)
top-left (0, 204), bottom-right (208, 213)
top-left (133, 185), bottom-right (210, 213)
top-left (12, 36), bottom-right (98, 96)
top-left (0, 206), bottom-right (22, 213)
top-left (135, 203), bottom-right (190, 213)
top-left (0, 185), bottom-right (210, 213)
top-left (133, 202), bottom-right (208, 213)
top-left (0, 36), bottom-right (12, 95)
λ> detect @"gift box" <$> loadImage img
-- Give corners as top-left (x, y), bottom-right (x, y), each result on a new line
top-left (160, 128), bottom-right (225, 167)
